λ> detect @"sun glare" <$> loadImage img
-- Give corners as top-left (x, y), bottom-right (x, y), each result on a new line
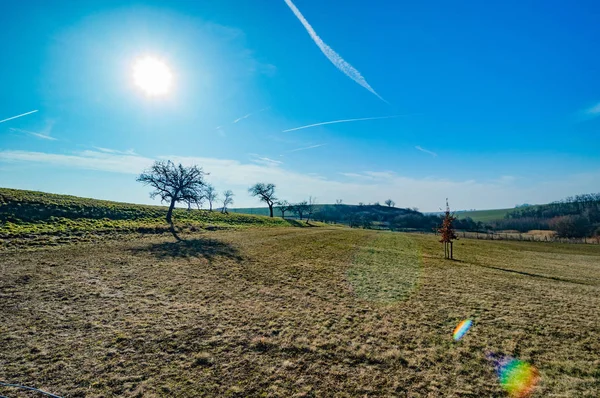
top-left (132, 56), bottom-right (173, 96)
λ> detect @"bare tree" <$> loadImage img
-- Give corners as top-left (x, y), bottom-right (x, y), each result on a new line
top-left (306, 196), bottom-right (317, 224)
top-left (137, 160), bottom-right (206, 240)
top-left (248, 183), bottom-right (277, 217)
top-left (384, 199), bottom-right (395, 207)
top-left (277, 200), bottom-right (293, 218)
top-left (335, 199), bottom-right (343, 205)
top-left (187, 194), bottom-right (205, 210)
top-left (221, 190), bottom-right (234, 214)
top-left (204, 184), bottom-right (218, 211)
top-left (293, 200), bottom-right (308, 220)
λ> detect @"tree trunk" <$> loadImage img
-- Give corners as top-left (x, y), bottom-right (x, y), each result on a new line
top-left (166, 199), bottom-right (181, 241)
top-left (166, 199), bottom-right (176, 224)
top-left (450, 241), bottom-right (453, 259)
top-left (209, 201), bottom-right (213, 211)
top-left (269, 204), bottom-right (273, 217)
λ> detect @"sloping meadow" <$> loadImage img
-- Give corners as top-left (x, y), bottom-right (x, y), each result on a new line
top-left (2, 227), bottom-right (599, 396)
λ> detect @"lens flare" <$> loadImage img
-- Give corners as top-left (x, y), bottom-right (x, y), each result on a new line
top-left (488, 353), bottom-right (540, 398)
top-left (453, 319), bottom-right (473, 341)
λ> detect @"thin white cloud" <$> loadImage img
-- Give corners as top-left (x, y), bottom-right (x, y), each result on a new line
top-left (283, 115), bottom-right (403, 132)
top-left (283, 0), bottom-right (386, 103)
top-left (0, 150), bottom-right (151, 174)
top-left (586, 102), bottom-right (600, 115)
top-left (233, 107), bottom-right (270, 124)
top-left (339, 172), bottom-right (365, 178)
top-left (249, 154), bottom-right (283, 167)
top-left (10, 128), bottom-right (57, 141)
top-left (2, 149), bottom-right (600, 211)
top-left (287, 144), bottom-right (326, 152)
top-left (93, 147), bottom-right (136, 155)
top-left (415, 145), bottom-right (437, 157)
top-left (0, 110), bottom-right (38, 124)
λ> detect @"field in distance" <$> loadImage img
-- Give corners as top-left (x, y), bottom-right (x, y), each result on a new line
top-left (2, 227), bottom-right (599, 396)
top-left (454, 208), bottom-right (514, 222)
top-left (232, 205), bottom-right (516, 223)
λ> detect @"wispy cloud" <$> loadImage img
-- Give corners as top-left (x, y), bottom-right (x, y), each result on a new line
top-left (93, 147), bottom-right (136, 155)
top-left (287, 144), bottom-right (326, 152)
top-left (10, 128), bottom-right (57, 141)
top-left (415, 146), bottom-right (437, 157)
top-left (283, 0), bottom-right (386, 103)
top-left (0, 110), bottom-right (38, 124)
top-left (2, 149), bottom-right (600, 211)
top-left (249, 155), bottom-right (283, 167)
top-left (586, 102), bottom-right (600, 116)
top-left (233, 107), bottom-right (270, 124)
top-left (213, 107), bottom-right (270, 136)
top-left (283, 115), bottom-right (403, 132)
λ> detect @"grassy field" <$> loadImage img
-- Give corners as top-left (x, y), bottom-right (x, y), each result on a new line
top-left (2, 227), bottom-right (599, 397)
top-left (0, 188), bottom-right (305, 249)
top-left (228, 207), bottom-right (276, 217)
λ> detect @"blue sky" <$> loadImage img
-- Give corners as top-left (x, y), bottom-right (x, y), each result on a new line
top-left (1, 0), bottom-right (599, 211)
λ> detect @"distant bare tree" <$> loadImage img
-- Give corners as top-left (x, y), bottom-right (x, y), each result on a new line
top-left (137, 160), bottom-right (206, 240)
top-left (187, 194), bottom-right (205, 210)
top-left (293, 200), bottom-right (308, 220)
top-left (306, 196), bottom-right (317, 223)
top-left (221, 190), bottom-right (234, 214)
top-left (384, 199), bottom-right (395, 207)
top-left (248, 183), bottom-right (277, 217)
top-left (277, 200), bottom-right (293, 218)
top-left (204, 184), bottom-right (218, 211)
top-left (335, 199), bottom-right (343, 205)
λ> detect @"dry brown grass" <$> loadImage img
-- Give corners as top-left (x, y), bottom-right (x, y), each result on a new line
top-left (1, 228), bottom-right (599, 397)
top-left (527, 229), bottom-right (557, 237)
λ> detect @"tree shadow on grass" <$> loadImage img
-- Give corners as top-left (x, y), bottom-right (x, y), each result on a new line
top-left (284, 219), bottom-right (318, 227)
top-left (131, 238), bottom-right (243, 264)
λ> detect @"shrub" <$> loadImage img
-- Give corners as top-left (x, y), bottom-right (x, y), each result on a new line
top-left (549, 215), bottom-right (591, 238)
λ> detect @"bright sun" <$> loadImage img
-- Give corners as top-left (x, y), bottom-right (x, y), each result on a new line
top-left (132, 56), bottom-right (173, 96)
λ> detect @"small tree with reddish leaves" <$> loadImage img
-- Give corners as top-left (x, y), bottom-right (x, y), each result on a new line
top-left (438, 198), bottom-right (458, 259)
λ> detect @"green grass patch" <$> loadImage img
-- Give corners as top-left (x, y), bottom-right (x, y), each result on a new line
top-left (455, 208), bottom-right (514, 222)
top-left (347, 232), bottom-right (421, 303)
top-left (0, 188), bottom-right (313, 243)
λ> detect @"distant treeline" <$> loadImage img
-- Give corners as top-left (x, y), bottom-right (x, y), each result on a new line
top-left (311, 204), bottom-right (482, 232)
top-left (309, 193), bottom-right (600, 239)
top-left (493, 193), bottom-right (600, 238)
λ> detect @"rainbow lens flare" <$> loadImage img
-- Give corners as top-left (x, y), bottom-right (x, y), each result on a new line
top-left (453, 319), bottom-right (473, 341)
top-left (488, 353), bottom-right (540, 398)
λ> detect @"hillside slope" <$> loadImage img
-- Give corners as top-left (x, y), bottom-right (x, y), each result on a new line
top-left (0, 188), bottom-right (305, 243)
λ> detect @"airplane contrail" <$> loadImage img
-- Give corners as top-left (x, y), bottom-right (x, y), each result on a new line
top-left (0, 110), bottom-right (38, 124)
top-left (415, 145), bottom-right (437, 157)
top-left (233, 107), bottom-right (270, 124)
top-left (287, 144), bottom-right (327, 152)
top-left (10, 128), bottom-right (57, 141)
top-left (282, 115), bottom-right (404, 132)
top-left (283, 0), bottom-right (387, 103)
